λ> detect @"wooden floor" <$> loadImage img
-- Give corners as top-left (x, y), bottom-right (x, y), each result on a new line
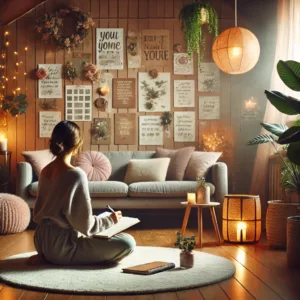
top-left (0, 229), bottom-right (300, 300)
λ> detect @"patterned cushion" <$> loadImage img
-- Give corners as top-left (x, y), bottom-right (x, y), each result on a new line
top-left (124, 158), bottom-right (170, 184)
top-left (184, 151), bottom-right (222, 180)
top-left (155, 147), bottom-right (195, 181)
top-left (75, 151), bottom-right (111, 181)
top-left (22, 149), bottom-right (55, 176)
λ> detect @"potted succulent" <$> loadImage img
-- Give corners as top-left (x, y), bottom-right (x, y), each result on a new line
top-left (248, 60), bottom-right (300, 248)
top-left (179, 0), bottom-right (218, 61)
top-left (175, 232), bottom-right (196, 268)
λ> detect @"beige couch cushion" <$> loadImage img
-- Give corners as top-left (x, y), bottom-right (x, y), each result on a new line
top-left (29, 181), bottom-right (129, 198)
top-left (184, 152), bottom-right (222, 180)
top-left (124, 158), bottom-right (170, 184)
top-left (128, 181), bottom-right (215, 198)
top-left (155, 147), bottom-right (195, 181)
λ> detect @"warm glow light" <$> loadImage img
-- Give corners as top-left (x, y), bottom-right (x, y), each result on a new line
top-left (14, 51), bottom-right (18, 55)
top-left (237, 222), bottom-right (247, 242)
top-left (24, 47), bottom-right (28, 51)
top-left (16, 62), bottom-right (19, 66)
top-left (187, 193), bottom-right (196, 204)
top-left (24, 72), bottom-right (27, 75)
top-left (16, 87), bottom-right (20, 91)
top-left (13, 76), bottom-right (16, 80)
top-left (212, 27), bottom-right (260, 74)
top-left (0, 134), bottom-right (8, 151)
top-left (5, 42), bottom-right (9, 47)
top-left (4, 31), bottom-right (9, 36)
top-left (237, 222), bottom-right (247, 230)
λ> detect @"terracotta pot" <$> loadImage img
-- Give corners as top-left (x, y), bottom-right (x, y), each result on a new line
top-left (180, 251), bottom-right (194, 268)
top-left (266, 200), bottom-right (300, 248)
top-left (287, 216), bottom-right (300, 268)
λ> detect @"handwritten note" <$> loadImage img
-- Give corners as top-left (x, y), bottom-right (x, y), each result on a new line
top-left (96, 28), bottom-right (124, 69)
top-left (39, 111), bottom-right (61, 138)
top-left (115, 114), bottom-right (136, 145)
top-left (199, 96), bottom-right (220, 120)
top-left (174, 80), bottom-right (195, 107)
top-left (174, 53), bottom-right (194, 75)
top-left (142, 30), bottom-right (170, 68)
top-left (113, 79), bottom-right (136, 108)
top-left (139, 116), bottom-right (163, 145)
top-left (38, 64), bottom-right (62, 99)
top-left (174, 112), bottom-right (195, 142)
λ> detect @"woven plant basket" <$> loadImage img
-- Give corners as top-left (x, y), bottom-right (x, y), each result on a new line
top-left (287, 216), bottom-right (300, 268)
top-left (266, 200), bottom-right (300, 248)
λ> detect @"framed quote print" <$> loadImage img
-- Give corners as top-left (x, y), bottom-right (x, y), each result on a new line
top-left (112, 78), bottom-right (136, 108)
top-left (114, 113), bottom-right (136, 145)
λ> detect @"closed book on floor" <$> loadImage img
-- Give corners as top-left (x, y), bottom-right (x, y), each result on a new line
top-left (94, 216), bottom-right (140, 239)
top-left (122, 261), bottom-right (175, 275)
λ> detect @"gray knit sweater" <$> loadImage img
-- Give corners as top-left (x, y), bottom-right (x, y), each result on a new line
top-left (33, 167), bottom-right (114, 237)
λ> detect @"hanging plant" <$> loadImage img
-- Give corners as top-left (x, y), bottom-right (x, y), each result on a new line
top-left (2, 94), bottom-right (28, 117)
top-left (179, 1), bottom-right (218, 61)
top-left (64, 62), bottom-right (78, 81)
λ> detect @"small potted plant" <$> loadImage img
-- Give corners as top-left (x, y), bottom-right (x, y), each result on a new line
top-left (196, 176), bottom-right (210, 204)
top-left (175, 232), bottom-right (196, 268)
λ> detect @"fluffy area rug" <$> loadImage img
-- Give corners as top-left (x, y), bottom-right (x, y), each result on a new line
top-left (0, 246), bottom-right (235, 295)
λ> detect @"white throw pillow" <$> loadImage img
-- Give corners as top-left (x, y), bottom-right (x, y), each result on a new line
top-left (124, 158), bottom-right (171, 184)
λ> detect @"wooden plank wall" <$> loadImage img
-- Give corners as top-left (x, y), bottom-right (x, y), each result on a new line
top-left (1, 0), bottom-right (277, 200)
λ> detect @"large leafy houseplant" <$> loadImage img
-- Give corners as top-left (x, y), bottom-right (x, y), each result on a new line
top-left (179, 0), bottom-right (218, 61)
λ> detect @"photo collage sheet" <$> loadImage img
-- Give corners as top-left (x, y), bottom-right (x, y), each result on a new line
top-left (37, 27), bottom-right (221, 146)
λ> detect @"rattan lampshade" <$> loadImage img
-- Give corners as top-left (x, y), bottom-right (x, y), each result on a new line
top-left (222, 194), bottom-right (261, 243)
top-left (212, 27), bottom-right (260, 74)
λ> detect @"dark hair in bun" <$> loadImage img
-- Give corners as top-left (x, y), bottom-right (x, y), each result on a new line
top-left (49, 121), bottom-right (83, 157)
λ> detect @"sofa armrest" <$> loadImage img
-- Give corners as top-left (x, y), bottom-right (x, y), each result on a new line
top-left (210, 162), bottom-right (228, 229)
top-left (16, 162), bottom-right (33, 200)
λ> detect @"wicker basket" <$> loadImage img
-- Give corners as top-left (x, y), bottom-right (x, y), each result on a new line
top-left (266, 200), bottom-right (300, 248)
top-left (287, 216), bottom-right (300, 268)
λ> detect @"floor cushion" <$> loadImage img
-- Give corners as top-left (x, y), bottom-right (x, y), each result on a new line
top-left (29, 181), bottom-right (128, 198)
top-left (0, 193), bottom-right (30, 234)
top-left (128, 181), bottom-right (215, 198)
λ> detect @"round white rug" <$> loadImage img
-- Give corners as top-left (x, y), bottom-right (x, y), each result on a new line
top-left (0, 246), bottom-right (235, 295)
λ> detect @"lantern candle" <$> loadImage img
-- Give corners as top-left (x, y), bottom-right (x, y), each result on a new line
top-left (245, 99), bottom-right (257, 110)
top-left (0, 135), bottom-right (7, 151)
top-left (237, 222), bottom-right (247, 242)
top-left (187, 193), bottom-right (196, 204)
top-left (99, 86), bottom-right (109, 96)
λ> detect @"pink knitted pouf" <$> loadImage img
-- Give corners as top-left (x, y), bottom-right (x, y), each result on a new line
top-left (0, 193), bottom-right (30, 235)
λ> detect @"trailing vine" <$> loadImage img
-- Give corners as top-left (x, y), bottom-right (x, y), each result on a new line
top-left (179, 1), bottom-right (218, 61)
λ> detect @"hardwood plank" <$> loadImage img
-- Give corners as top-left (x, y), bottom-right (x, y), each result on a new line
top-left (199, 285), bottom-right (229, 300)
top-left (45, 294), bottom-right (72, 300)
top-left (176, 289), bottom-right (204, 300)
top-left (219, 278), bottom-right (254, 300)
top-left (107, 295), bottom-right (154, 300)
top-left (154, 292), bottom-right (177, 300)
top-left (222, 245), bottom-right (300, 300)
top-left (138, 0), bottom-right (148, 18)
top-left (109, 0), bottom-right (118, 18)
top-left (0, 233), bottom-right (22, 253)
top-left (0, 286), bottom-right (24, 300)
top-left (19, 290), bottom-right (47, 300)
top-left (78, 296), bottom-right (105, 300)
top-left (201, 247), bottom-right (282, 300)
top-left (128, 0), bottom-right (139, 18)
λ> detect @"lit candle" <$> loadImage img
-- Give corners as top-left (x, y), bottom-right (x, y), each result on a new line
top-left (0, 135), bottom-right (7, 151)
top-left (245, 99), bottom-right (257, 110)
top-left (187, 193), bottom-right (196, 204)
top-left (236, 222), bottom-right (247, 242)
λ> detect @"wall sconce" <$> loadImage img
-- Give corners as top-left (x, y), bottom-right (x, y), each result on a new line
top-left (242, 96), bottom-right (260, 119)
top-left (223, 195), bottom-right (261, 243)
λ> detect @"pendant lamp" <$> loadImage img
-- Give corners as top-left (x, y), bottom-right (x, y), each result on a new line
top-left (212, 0), bottom-right (260, 74)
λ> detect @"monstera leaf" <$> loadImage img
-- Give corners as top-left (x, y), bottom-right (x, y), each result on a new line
top-left (277, 60), bottom-right (300, 91)
top-left (2, 94), bottom-right (28, 117)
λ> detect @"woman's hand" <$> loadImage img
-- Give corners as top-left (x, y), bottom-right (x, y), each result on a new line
top-left (111, 211), bottom-right (122, 224)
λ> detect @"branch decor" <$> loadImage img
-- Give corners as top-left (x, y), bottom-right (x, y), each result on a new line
top-left (64, 62), bottom-right (78, 81)
top-left (179, 1), bottom-right (218, 60)
top-left (160, 111), bottom-right (172, 137)
top-left (36, 6), bottom-right (95, 52)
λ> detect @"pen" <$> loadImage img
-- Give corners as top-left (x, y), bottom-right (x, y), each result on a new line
top-left (106, 205), bottom-right (115, 213)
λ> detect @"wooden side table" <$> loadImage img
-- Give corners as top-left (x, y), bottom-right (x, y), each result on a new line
top-left (181, 202), bottom-right (222, 248)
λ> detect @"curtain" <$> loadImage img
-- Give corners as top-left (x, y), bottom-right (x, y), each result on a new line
top-left (250, 0), bottom-right (300, 211)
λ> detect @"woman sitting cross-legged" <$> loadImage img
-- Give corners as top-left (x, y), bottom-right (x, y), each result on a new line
top-left (30, 120), bottom-right (136, 265)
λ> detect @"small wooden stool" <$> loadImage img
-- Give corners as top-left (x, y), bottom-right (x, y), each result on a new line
top-left (181, 202), bottom-right (222, 248)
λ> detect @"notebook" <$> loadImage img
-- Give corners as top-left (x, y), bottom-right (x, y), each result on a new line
top-left (95, 213), bottom-right (140, 239)
top-left (122, 261), bottom-right (175, 275)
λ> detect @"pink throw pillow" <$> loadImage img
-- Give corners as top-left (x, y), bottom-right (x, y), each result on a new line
top-left (22, 149), bottom-right (55, 176)
top-left (184, 151), bottom-right (222, 180)
top-left (75, 151), bottom-right (111, 181)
